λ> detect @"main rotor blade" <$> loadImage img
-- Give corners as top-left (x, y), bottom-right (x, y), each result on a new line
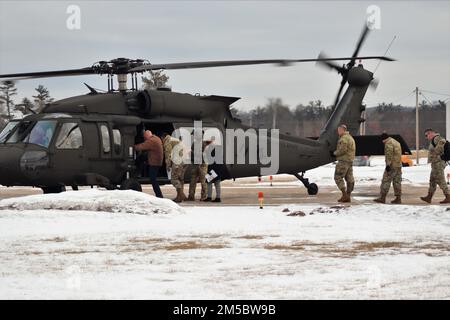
top-left (0, 67), bottom-right (96, 81)
top-left (316, 51), bottom-right (346, 74)
top-left (0, 54), bottom-right (394, 81)
top-left (333, 77), bottom-right (347, 109)
top-left (348, 24), bottom-right (371, 68)
top-left (129, 56), bottom-right (394, 72)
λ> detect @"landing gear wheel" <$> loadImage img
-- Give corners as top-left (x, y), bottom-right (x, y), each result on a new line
top-left (120, 178), bottom-right (142, 192)
top-left (307, 183), bottom-right (318, 195)
top-left (293, 172), bottom-right (318, 196)
top-left (42, 185), bottom-right (66, 194)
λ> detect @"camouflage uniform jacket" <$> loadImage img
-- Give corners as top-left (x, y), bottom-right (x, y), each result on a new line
top-left (191, 141), bottom-right (208, 165)
top-left (163, 135), bottom-right (184, 168)
top-left (334, 132), bottom-right (356, 163)
top-left (384, 137), bottom-right (402, 168)
top-left (428, 134), bottom-right (446, 164)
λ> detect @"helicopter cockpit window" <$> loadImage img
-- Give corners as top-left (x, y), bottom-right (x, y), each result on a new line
top-left (55, 123), bottom-right (83, 149)
top-left (112, 129), bottom-right (121, 154)
top-left (25, 120), bottom-right (57, 148)
top-left (100, 125), bottom-right (111, 153)
top-left (6, 121), bottom-right (33, 144)
top-left (0, 121), bottom-right (19, 143)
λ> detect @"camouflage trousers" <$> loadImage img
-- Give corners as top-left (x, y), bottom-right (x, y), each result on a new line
top-left (189, 164), bottom-right (208, 199)
top-left (428, 161), bottom-right (449, 195)
top-left (380, 167), bottom-right (402, 197)
top-left (334, 161), bottom-right (355, 193)
top-left (171, 164), bottom-right (186, 189)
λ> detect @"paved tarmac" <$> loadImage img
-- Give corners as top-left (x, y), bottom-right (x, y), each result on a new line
top-left (0, 177), bottom-right (444, 207)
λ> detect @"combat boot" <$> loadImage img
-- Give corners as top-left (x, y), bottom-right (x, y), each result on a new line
top-left (180, 189), bottom-right (187, 201)
top-left (420, 193), bottom-right (433, 204)
top-left (439, 194), bottom-right (450, 204)
top-left (341, 193), bottom-right (351, 203)
top-left (173, 188), bottom-right (183, 203)
top-left (172, 190), bottom-right (179, 202)
top-left (390, 196), bottom-right (401, 204)
top-left (373, 194), bottom-right (386, 204)
top-left (337, 191), bottom-right (346, 202)
top-left (186, 195), bottom-right (195, 201)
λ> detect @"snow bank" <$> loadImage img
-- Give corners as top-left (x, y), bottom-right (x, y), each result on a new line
top-left (0, 189), bottom-right (183, 215)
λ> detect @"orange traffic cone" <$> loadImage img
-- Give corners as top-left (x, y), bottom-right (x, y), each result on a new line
top-left (258, 192), bottom-right (264, 209)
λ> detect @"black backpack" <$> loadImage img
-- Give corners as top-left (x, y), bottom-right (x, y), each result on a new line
top-left (432, 136), bottom-right (450, 161)
top-left (442, 141), bottom-right (450, 161)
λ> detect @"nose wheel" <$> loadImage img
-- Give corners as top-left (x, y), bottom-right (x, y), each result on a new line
top-left (293, 172), bottom-right (318, 195)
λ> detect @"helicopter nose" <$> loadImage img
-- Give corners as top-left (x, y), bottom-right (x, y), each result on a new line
top-left (0, 146), bottom-right (25, 186)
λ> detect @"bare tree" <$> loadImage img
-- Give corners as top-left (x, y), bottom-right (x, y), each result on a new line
top-left (0, 80), bottom-right (18, 119)
top-left (15, 97), bottom-right (35, 116)
top-left (141, 70), bottom-right (170, 90)
top-left (33, 85), bottom-right (54, 113)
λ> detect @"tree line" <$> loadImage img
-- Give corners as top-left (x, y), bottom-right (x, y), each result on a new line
top-left (0, 81), bottom-right (54, 128)
top-left (232, 99), bottom-right (446, 149)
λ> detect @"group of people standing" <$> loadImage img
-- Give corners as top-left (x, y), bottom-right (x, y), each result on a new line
top-left (134, 130), bottom-right (222, 203)
top-left (332, 124), bottom-right (450, 204)
top-left (134, 126), bottom-right (449, 206)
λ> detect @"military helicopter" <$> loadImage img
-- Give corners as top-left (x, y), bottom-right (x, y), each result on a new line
top-left (0, 24), bottom-right (410, 194)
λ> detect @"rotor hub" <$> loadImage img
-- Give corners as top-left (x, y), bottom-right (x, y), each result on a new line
top-left (347, 65), bottom-right (373, 87)
top-left (91, 58), bottom-right (148, 75)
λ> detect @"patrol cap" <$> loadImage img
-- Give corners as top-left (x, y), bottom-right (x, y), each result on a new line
top-left (380, 132), bottom-right (389, 141)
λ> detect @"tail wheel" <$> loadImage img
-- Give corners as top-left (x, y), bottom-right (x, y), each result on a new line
top-left (120, 178), bottom-right (142, 192)
top-left (307, 183), bottom-right (318, 195)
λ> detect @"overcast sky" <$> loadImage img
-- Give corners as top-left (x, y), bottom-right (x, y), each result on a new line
top-left (0, 1), bottom-right (449, 110)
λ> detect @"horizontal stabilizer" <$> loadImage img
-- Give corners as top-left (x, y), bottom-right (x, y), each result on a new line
top-left (353, 135), bottom-right (412, 156)
top-left (200, 95), bottom-right (240, 105)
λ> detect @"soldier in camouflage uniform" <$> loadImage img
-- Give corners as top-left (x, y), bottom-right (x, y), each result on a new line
top-left (374, 133), bottom-right (403, 204)
top-left (333, 124), bottom-right (356, 203)
top-left (187, 136), bottom-right (208, 201)
top-left (162, 133), bottom-right (187, 203)
top-left (420, 129), bottom-right (450, 204)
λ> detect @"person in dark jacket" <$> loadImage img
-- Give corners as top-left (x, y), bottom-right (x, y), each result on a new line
top-left (134, 130), bottom-right (164, 198)
top-left (203, 139), bottom-right (225, 202)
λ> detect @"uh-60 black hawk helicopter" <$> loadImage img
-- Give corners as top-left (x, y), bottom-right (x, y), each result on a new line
top-left (0, 24), bottom-right (410, 194)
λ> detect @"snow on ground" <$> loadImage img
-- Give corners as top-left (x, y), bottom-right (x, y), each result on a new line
top-left (0, 189), bottom-right (182, 215)
top-left (1, 159), bottom-right (449, 299)
top-left (231, 156), bottom-right (437, 188)
top-left (0, 196), bottom-right (449, 299)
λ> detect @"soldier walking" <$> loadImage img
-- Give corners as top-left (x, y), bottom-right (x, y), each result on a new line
top-left (187, 133), bottom-right (208, 201)
top-left (420, 128), bottom-right (450, 204)
top-left (332, 124), bottom-right (356, 203)
top-left (373, 133), bottom-right (402, 204)
top-left (162, 133), bottom-right (187, 203)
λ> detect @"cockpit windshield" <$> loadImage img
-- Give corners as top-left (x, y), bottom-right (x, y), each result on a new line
top-left (0, 121), bottom-right (19, 143)
top-left (24, 120), bottom-right (57, 148)
top-left (5, 121), bottom-right (33, 144)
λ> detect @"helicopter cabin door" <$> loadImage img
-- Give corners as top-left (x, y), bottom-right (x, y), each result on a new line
top-left (49, 119), bottom-right (86, 185)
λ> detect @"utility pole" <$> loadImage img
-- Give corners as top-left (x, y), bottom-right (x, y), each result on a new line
top-left (6, 91), bottom-right (11, 120)
top-left (360, 109), bottom-right (366, 135)
top-left (272, 106), bottom-right (277, 129)
top-left (415, 87), bottom-right (419, 165)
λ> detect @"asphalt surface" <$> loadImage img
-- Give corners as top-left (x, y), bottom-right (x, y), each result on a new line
top-left (0, 178), bottom-right (443, 206)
